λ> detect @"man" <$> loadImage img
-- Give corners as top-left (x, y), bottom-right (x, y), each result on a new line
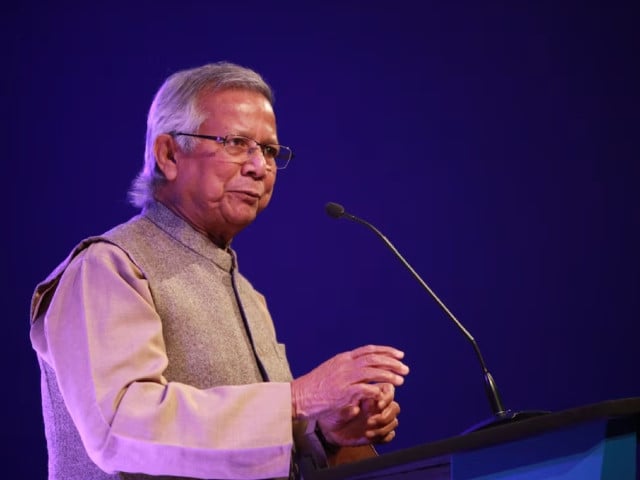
top-left (30, 62), bottom-right (409, 479)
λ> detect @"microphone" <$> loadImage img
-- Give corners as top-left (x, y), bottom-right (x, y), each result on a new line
top-left (325, 201), bottom-right (548, 431)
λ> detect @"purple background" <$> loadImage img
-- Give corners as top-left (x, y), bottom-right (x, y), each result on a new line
top-left (5, 1), bottom-right (638, 476)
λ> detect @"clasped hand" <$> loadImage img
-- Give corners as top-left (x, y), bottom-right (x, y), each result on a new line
top-left (291, 345), bottom-right (409, 446)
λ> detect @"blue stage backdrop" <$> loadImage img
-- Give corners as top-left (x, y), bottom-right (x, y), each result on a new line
top-left (4, 2), bottom-right (638, 477)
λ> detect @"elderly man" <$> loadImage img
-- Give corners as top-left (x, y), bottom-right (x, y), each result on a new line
top-left (30, 62), bottom-right (409, 479)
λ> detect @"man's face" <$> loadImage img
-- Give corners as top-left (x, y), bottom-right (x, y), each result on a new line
top-left (161, 88), bottom-right (278, 245)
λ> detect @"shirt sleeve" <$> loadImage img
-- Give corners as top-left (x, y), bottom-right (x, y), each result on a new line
top-left (33, 241), bottom-right (294, 479)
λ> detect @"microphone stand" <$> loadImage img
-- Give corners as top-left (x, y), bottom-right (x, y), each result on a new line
top-left (326, 202), bottom-right (548, 432)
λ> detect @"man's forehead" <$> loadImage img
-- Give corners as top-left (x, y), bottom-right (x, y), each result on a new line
top-left (196, 89), bottom-right (278, 140)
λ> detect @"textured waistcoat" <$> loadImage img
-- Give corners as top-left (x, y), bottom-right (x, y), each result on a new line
top-left (31, 203), bottom-right (293, 479)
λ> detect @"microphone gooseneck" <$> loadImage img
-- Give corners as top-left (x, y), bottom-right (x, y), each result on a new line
top-left (325, 201), bottom-right (518, 427)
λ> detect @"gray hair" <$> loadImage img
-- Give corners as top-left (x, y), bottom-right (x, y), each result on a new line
top-left (128, 61), bottom-right (274, 209)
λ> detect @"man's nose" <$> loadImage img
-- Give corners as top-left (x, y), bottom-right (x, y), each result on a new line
top-left (244, 147), bottom-right (269, 175)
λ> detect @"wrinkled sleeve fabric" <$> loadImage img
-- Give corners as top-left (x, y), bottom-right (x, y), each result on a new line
top-left (31, 242), bottom-right (294, 479)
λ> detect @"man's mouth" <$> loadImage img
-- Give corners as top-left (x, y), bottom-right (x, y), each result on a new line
top-left (232, 190), bottom-right (261, 199)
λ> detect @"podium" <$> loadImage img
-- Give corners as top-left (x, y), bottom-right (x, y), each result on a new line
top-left (300, 397), bottom-right (639, 480)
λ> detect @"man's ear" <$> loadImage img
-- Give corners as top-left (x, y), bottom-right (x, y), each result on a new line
top-left (154, 134), bottom-right (179, 181)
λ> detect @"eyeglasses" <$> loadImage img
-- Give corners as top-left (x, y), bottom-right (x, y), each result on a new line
top-left (171, 132), bottom-right (294, 170)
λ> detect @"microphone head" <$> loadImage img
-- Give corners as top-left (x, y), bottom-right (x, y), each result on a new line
top-left (325, 202), bottom-right (346, 219)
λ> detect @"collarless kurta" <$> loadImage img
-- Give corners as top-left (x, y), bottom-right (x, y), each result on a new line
top-left (30, 202), bottom-right (296, 479)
